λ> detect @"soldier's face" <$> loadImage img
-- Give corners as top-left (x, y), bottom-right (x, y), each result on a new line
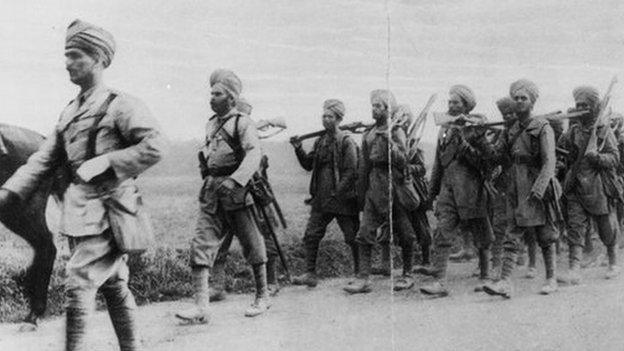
top-left (372, 102), bottom-right (387, 121)
top-left (499, 106), bottom-right (515, 122)
top-left (575, 98), bottom-right (595, 121)
top-left (448, 94), bottom-right (465, 116)
top-left (210, 86), bottom-right (234, 115)
top-left (513, 91), bottom-right (533, 114)
top-left (65, 48), bottom-right (100, 85)
top-left (322, 113), bottom-right (340, 131)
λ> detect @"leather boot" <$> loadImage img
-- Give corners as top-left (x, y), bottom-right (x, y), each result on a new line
top-left (419, 246), bottom-right (450, 297)
top-left (540, 244), bottom-right (558, 295)
top-left (245, 264), bottom-right (271, 317)
top-left (371, 244), bottom-right (391, 276)
top-left (101, 280), bottom-right (140, 351)
top-left (175, 267), bottom-right (210, 324)
top-left (557, 245), bottom-right (581, 285)
top-left (65, 288), bottom-right (95, 351)
top-left (344, 244), bottom-right (372, 294)
top-left (483, 251), bottom-right (515, 298)
top-left (606, 245), bottom-right (620, 279)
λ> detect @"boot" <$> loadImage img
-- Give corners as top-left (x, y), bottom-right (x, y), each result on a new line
top-left (474, 249), bottom-right (490, 292)
top-left (540, 244), bottom-right (558, 295)
top-left (482, 250), bottom-right (515, 298)
top-left (526, 240), bottom-right (537, 277)
top-left (350, 244), bottom-right (360, 276)
top-left (65, 289), bottom-right (94, 351)
top-left (414, 246), bottom-right (449, 277)
top-left (419, 246), bottom-right (450, 298)
top-left (393, 274), bottom-right (414, 291)
top-left (344, 244), bottom-right (372, 294)
top-left (557, 245), bottom-right (582, 285)
top-left (606, 245), bottom-right (620, 279)
top-left (175, 267), bottom-right (210, 324)
top-left (266, 258), bottom-right (280, 296)
top-left (101, 280), bottom-right (140, 351)
top-left (371, 244), bottom-right (391, 276)
top-left (292, 272), bottom-right (319, 287)
top-left (245, 264), bottom-right (271, 317)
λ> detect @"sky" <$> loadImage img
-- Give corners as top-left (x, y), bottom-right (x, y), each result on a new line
top-left (1, 0), bottom-right (623, 143)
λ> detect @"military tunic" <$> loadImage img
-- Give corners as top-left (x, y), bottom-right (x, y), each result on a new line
top-left (356, 124), bottom-right (414, 248)
top-left (4, 84), bottom-right (164, 291)
top-left (429, 125), bottom-right (493, 249)
top-left (491, 117), bottom-right (560, 251)
top-left (558, 122), bottom-right (620, 248)
top-left (294, 130), bottom-right (359, 272)
top-left (191, 108), bottom-right (267, 268)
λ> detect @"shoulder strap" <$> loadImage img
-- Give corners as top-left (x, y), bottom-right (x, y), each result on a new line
top-left (86, 93), bottom-right (117, 160)
top-left (217, 114), bottom-right (245, 162)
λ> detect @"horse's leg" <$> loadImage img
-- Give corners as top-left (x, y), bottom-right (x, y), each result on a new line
top-left (0, 193), bottom-right (56, 329)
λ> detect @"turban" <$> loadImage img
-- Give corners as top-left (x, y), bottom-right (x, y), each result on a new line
top-left (65, 19), bottom-right (116, 68)
top-left (610, 112), bottom-right (624, 131)
top-left (323, 99), bottom-right (345, 119)
top-left (209, 69), bottom-right (242, 99)
top-left (496, 96), bottom-right (515, 113)
top-left (449, 85), bottom-right (476, 112)
top-left (572, 86), bottom-right (600, 109)
top-left (236, 97), bottom-right (253, 115)
top-left (509, 79), bottom-right (539, 104)
top-left (370, 89), bottom-right (397, 113)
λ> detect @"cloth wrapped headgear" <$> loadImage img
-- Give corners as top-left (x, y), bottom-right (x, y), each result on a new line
top-left (509, 79), bottom-right (539, 104)
top-left (323, 99), bottom-right (345, 119)
top-left (236, 97), bottom-right (252, 115)
top-left (496, 96), bottom-right (515, 113)
top-left (449, 85), bottom-right (476, 112)
top-left (209, 69), bottom-right (242, 99)
top-left (572, 86), bottom-right (600, 109)
top-left (65, 19), bottom-right (116, 68)
top-left (370, 89), bottom-right (397, 114)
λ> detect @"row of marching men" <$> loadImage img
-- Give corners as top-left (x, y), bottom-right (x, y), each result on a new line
top-left (285, 79), bottom-right (623, 299)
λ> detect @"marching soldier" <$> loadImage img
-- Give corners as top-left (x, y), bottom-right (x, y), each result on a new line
top-left (207, 98), bottom-right (282, 300)
top-left (176, 69), bottom-right (270, 324)
top-left (289, 99), bottom-right (360, 287)
top-left (482, 79), bottom-right (562, 298)
top-left (344, 90), bottom-right (416, 294)
top-left (418, 85), bottom-right (493, 297)
top-left (557, 86), bottom-right (621, 285)
top-left (0, 19), bottom-right (165, 350)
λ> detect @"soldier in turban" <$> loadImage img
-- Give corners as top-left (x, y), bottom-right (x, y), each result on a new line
top-left (344, 89), bottom-right (417, 294)
top-left (0, 19), bottom-right (166, 349)
top-left (556, 86), bottom-right (621, 285)
top-left (417, 85), bottom-right (493, 297)
top-left (176, 69), bottom-right (272, 323)
top-left (482, 79), bottom-right (562, 298)
top-left (289, 99), bottom-right (360, 287)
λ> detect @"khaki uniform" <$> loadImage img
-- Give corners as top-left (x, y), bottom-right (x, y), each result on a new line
top-left (191, 108), bottom-right (266, 268)
top-left (492, 117), bottom-right (561, 252)
top-left (3, 84), bottom-right (164, 350)
top-left (295, 130), bottom-right (359, 274)
top-left (429, 126), bottom-right (493, 250)
top-left (558, 123), bottom-right (620, 249)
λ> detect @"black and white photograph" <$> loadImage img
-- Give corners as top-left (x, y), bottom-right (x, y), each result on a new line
top-left (1, 0), bottom-right (624, 350)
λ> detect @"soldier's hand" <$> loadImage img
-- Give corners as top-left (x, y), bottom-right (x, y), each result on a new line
top-left (0, 188), bottom-right (19, 212)
top-left (289, 136), bottom-right (302, 149)
top-left (221, 178), bottom-right (237, 190)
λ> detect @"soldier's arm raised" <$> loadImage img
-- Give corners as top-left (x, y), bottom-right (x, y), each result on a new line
top-left (531, 124), bottom-right (556, 198)
top-left (105, 96), bottom-right (166, 181)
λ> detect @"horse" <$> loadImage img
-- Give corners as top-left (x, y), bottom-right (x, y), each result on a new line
top-left (0, 123), bottom-right (58, 330)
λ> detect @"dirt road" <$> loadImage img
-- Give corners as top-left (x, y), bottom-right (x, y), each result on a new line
top-left (2, 261), bottom-right (624, 351)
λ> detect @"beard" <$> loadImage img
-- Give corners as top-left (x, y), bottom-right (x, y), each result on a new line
top-left (211, 100), bottom-right (230, 115)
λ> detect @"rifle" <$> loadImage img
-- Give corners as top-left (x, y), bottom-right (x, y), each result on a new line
top-left (591, 76), bottom-right (618, 153)
top-left (290, 121), bottom-right (374, 142)
top-left (255, 199), bottom-right (291, 282)
top-left (406, 94), bottom-right (437, 160)
top-left (434, 110), bottom-right (589, 129)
